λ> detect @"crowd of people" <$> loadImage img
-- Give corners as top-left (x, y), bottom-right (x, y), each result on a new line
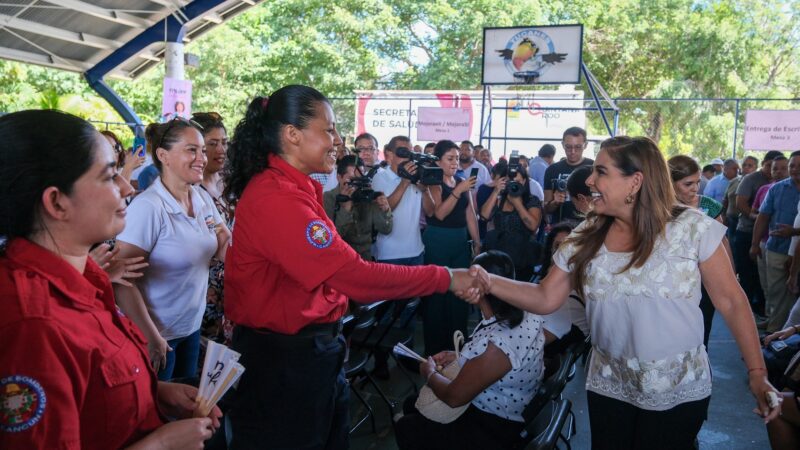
top-left (0, 83), bottom-right (797, 449)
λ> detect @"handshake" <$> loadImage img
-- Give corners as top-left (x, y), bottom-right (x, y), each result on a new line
top-left (448, 266), bottom-right (492, 304)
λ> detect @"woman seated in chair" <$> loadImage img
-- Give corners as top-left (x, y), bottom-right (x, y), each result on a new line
top-left (395, 251), bottom-right (545, 450)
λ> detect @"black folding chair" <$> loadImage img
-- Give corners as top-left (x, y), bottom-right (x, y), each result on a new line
top-left (516, 399), bottom-right (573, 450)
top-left (349, 298), bottom-right (421, 418)
top-left (342, 301), bottom-right (390, 434)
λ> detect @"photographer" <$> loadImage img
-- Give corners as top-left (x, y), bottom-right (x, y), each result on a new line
top-left (479, 158), bottom-right (543, 281)
top-left (323, 155), bottom-right (392, 261)
top-left (543, 127), bottom-right (594, 223)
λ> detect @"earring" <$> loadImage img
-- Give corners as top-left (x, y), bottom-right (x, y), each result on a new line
top-left (625, 193), bottom-right (634, 204)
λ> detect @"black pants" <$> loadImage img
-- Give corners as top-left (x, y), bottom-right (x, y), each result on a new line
top-left (587, 391), bottom-right (710, 450)
top-left (733, 230), bottom-right (764, 312)
top-left (228, 326), bottom-right (349, 450)
top-left (395, 397), bottom-right (523, 450)
top-left (700, 285), bottom-right (715, 350)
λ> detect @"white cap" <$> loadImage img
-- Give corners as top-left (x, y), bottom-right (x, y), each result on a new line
top-left (710, 158), bottom-right (724, 165)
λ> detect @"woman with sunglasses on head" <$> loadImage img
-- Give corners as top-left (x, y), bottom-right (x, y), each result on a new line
top-left (0, 110), bottom-right (220, 449)
top-left (191, 112), bottom-right (233, 344)
top-left (114, 118), bottom-right (231, 381)
top-left (222, 85), bottom-right (476, 449)
top-left (100, 129), bottom-right (145, 184)
top-left (461, 136), bottom-right (779, 450)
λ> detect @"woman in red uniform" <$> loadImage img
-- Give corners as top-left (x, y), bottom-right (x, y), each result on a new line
top-left (223, 85), bottom-right (475, 449)
top-left (0, 110), bottom-right (220, 449)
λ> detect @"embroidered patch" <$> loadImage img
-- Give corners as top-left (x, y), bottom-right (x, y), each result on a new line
top-left (204, 214), bottom-right (217, 232)
top-left (306, 220), bottom-right (333, 249)
top-left (1, 375), bottom-right (46, 433)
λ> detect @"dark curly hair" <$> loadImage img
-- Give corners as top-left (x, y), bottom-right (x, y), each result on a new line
top-left (223, 85), bottom-right (329, 205)
top-left (472, 250), bottom-right (525, 329)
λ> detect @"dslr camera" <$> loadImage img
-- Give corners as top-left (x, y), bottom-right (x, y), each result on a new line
top-left (346, 176), bottom-right (383, 203)
top-left (554, 173), bottom-right (569, 193)
top-left (504, 151), bottom-right (524, 198)
top-left (395, 147), bottom-right (444, 186)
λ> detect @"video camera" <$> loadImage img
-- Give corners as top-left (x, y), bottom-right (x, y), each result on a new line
top-left (395, 147), bottom-right (444, 186)
top-left (504, 151), bottom-right (524, 198)
top-left (336, 162), bottom-right (387, 204)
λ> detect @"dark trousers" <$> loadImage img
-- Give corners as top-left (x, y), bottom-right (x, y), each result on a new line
top-left (422, 225), bottom-right (471, 355)
top-left (733, 230), bottom-right (764, 312)
top-left (587, 392), bottom-right (710, 450)
top-left (395, 398), bottom-right (523, 450)
top-left (228, 326), bottom-right (349, 450)
top-left (700, 285), bottom-right (715, 350)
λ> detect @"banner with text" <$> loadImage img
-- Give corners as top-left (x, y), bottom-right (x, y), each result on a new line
top-left (743, 110), bottom-right (800, 151)
top-left (417, 107), bottom-right (471, 141)
top-left (161, 77), bottom-right (192, 121)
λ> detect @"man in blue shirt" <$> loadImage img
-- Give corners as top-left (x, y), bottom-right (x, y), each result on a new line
top-left (528, 143), bottom-right (555, 190)
top-left (752, 151), bottom-right (800, 332)
top-left (704, 158), bottom-right (740, 203)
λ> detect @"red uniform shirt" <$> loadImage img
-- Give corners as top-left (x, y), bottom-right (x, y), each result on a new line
top-left (225, 154), bottom-right (451, 334)
top-left (0, 239), bottom-right (164, 449)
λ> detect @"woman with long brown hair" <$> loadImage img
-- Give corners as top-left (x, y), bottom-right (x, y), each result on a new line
top-left (460, 136), bottom-right (779, 449)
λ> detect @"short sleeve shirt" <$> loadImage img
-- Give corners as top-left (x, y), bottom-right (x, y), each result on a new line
top-left (790, 199), bottom-right (800, 256)
top-left (736, 171), bottom-right (770, 232)
top-left (117, 177), bottom-right (221, 340)
top-left (460, 312), bottom-right (545, 422)
top-left (759, 178), bottom-right (800, 255)
top-left (543, 158), bottom-right (594, 222)
top-left (371, 167), bottom-right (424, 260)
top-left (455, 160), bottom-right (491, 191)
top-left (553, 209), bottom-right (726, 410)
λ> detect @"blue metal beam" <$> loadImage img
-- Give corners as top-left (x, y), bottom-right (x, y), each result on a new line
top-left (84, 0), bottom-right (227, 131)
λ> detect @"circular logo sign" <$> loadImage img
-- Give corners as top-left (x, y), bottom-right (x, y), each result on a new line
top-left (501, 29), bottom-right (557, 78)
top-left (306, 220), bottom-right (333, 249)
top-left (1, 375), bottom-right (47, 433)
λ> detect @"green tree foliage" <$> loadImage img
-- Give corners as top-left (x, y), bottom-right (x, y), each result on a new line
top-left (0, 0), bottom-right (797, 159)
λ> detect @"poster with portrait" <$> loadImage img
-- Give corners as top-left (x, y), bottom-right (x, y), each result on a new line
top-left (161, 77), bottom-right (192, 121)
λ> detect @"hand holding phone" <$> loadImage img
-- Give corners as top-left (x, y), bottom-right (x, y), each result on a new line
top-left (469, 168), bottom-right (479, 179)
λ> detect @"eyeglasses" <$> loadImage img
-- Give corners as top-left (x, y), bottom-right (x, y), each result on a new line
top-left (157, 117), bottom-right (204, 151)
top-left (355, 146), bottom-right (376, 153)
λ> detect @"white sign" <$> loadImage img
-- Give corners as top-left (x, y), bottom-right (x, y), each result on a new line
top-left (354, 89), bottom-right (586, 159)
top-left (417, 107), bottom-right (471, 141)
top-left (482, 25), bottom-right (583, 85)
top-left (743, 110), bottom-right (800, 151)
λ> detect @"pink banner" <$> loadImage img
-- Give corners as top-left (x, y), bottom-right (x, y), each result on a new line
top-left (743, 110), bottom-right (800, 151)
top-left (161, 77), bottom-right (192, 121)
top-left (416, 107), bottom-right (471, 142)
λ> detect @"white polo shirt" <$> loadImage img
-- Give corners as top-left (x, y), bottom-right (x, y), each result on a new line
top-left (371, 167), bottom-right (424, 260)
top-left (117, 177), bottom-right (221, 340)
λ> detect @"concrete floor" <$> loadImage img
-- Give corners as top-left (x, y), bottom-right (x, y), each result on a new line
top-left (348, 312), bottom-right (771, 450)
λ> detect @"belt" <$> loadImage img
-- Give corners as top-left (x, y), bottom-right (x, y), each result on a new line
top-left (250, 319), bottom-right (343, 338)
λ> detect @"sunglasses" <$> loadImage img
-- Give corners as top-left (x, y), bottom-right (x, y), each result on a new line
top-left (157, 117), bottom-right (204, 151)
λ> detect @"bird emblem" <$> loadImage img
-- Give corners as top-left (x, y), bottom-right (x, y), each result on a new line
top-left (497, 38), bottom-right (568, 71)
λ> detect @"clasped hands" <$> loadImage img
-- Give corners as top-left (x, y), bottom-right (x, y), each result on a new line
top-left (449, 265), bottom-right (492, 304)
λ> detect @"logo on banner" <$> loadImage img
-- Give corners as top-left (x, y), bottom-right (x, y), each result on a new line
top-left (306, 220), bottom-right (333, 249)
top-left (496, 29), bottom-right (567, 79)
top-left (1, 375), bottom-right (46, 432)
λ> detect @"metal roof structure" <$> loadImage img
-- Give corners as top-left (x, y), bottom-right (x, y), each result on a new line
top-left (0, 0), bottom-right (265, 127)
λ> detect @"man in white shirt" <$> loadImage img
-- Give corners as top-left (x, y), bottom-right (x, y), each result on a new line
top-left (370, 135), bottom-right (427, 377)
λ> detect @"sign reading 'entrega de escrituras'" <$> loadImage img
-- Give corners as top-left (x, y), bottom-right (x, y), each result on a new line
top-left (743, 110), bottom-right (800, 151)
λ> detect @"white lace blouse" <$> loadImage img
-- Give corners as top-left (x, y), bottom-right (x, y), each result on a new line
top-left (553, 208), bottom-right (727, 411)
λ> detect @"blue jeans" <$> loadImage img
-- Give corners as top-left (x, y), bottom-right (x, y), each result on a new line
top-left (158, 329), bottom-right (201, 381)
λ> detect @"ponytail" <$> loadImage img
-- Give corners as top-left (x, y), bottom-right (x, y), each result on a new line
top-left (223, 85), bottom-right (330, 205)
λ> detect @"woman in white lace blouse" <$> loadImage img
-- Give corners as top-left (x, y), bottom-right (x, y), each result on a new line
top-left (461, 136), bottom-right (779, 449)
